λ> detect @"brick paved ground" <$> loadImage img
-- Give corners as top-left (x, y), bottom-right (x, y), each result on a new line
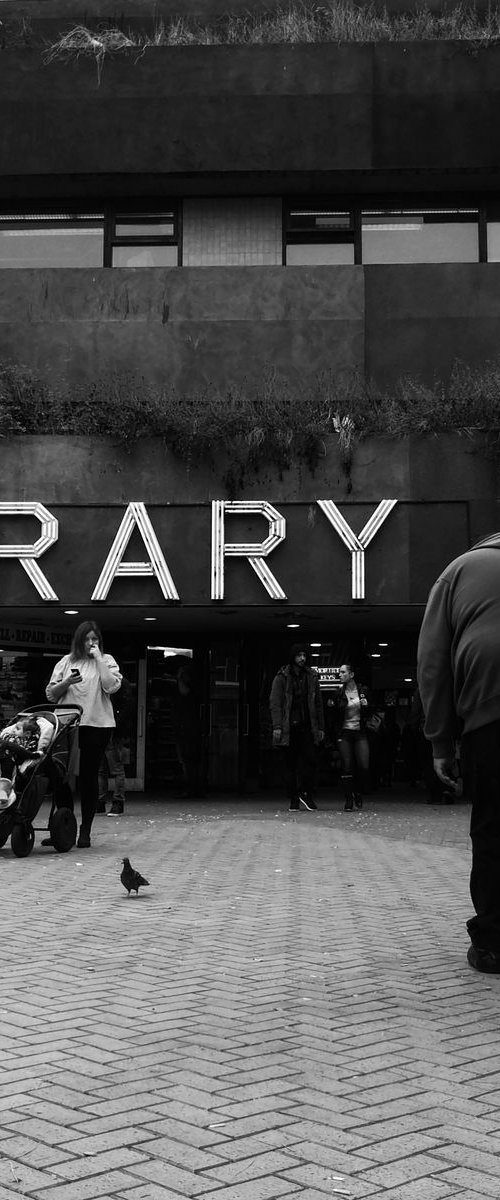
top-left (0, 787), bottom-right (498, 1200)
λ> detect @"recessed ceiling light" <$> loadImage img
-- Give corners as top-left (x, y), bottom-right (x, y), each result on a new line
top-left (404, 677), bottom-right (413, 682)
top-left (378, 642), bottom-right (388, 647)
top-left (310, 642), bottom-right (322, 647)
top-left (144, 617), bottom-right (157, 622)
top-left (287, 623), bottom-right (300, 628)
top-left (370, 653), bottom-right (381, 658)
top-left (64, 609), bottom-right (79, 615)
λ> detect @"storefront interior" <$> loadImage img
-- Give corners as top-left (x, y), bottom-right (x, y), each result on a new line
top-left (0, 620), bottom-right (420, 795)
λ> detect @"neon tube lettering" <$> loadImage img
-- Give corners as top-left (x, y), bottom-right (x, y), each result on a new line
top-left (211, 500), bottom-right (287, 600)
top-left (0, 502), bottom-right (58, 600)
top-left (317, 499), bottom-right (398, 600)
top-left (91, 502), bottom-right (179, 601)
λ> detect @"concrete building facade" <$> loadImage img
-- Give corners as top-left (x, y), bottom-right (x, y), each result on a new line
top-left (0, 0), bottom-right (498, 791)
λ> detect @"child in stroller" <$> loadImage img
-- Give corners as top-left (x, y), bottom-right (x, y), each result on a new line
top-left (0, 714), bottom-right (54, 775)
top-left (0, 705), bottom-right (81, 856)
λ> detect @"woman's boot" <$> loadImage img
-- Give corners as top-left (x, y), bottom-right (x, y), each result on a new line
top-left (355, 768), bottom-right (370, 809)
top-left (341, 775), bottom-right (355, 811)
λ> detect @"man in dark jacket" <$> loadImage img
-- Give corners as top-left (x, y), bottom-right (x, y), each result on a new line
top-left (417, 532), bottom-right (500, 973)
top-left (270, 644), bottom-right (324, 811)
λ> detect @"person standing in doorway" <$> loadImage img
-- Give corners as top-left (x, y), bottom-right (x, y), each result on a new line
top-left (171, 663), bottom-right (204, 799)
top-left (46, 621), bottom-right (122, 848)
top-left (417, 532), bottom-right (500, 974)
top-left (270, 644), bottom-right (324, 811)
top-left (98, 675), bottom-right (134, 815)
top-left (334, 663), bottom-right (372, 811)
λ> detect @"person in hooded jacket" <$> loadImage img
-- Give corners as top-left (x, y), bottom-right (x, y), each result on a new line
top-left (417, 531), bottom-right (500, 975)
top-left (269, 644), bottom-right (324, 811)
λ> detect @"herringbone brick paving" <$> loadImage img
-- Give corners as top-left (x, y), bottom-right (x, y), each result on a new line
top-left (0, 791), bottom-right (498, 1199)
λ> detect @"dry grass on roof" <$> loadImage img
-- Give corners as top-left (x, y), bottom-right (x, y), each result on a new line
top-left (41, 1), bottom-right (500, 54)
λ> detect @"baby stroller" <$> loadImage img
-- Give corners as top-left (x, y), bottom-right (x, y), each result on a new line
top-left (0, 703), bottom-right (82, 857)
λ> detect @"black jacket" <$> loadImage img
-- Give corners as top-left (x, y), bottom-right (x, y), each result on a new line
top-left (269, 665), bottom-right (324, 746)
top-left (332, 683), bottom-right (373, 734)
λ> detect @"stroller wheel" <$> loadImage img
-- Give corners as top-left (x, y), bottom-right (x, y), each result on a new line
top-left (11, 821), bottom-right (35, 858)
top-left (50, 807), bottom-right (77, 853)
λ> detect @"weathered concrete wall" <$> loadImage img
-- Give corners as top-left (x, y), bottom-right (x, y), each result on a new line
top-left (0, 266), bottom-right (364, 387)
top-left (1, 264), bottom-right (500, 391)
top-left (0, 43), bottom-right (498, 186)
top-left (0, 432), bottom-right (491, 503)
top-left (365, 264), bottom-right (500, 385)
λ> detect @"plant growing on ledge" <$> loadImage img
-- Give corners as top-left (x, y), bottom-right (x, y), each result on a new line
top-left (35, 0), bottom-right (500, 67)
top-left (1, 358), bottom-right (500, 496)
top-left (332, 413), bottom-right (355, 492)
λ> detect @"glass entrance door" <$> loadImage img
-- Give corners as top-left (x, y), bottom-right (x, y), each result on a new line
top-left (142, 640), bottom-right (243, 796)
top-left (207, 642), bottom-right (241, 791)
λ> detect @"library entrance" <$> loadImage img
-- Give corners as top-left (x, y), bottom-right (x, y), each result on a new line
top-left (0, 625), bottom-right (420, 797)
top-left (143, 631), bottom-right (419, 795)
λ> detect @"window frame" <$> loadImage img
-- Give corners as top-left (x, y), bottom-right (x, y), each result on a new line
top-left (283, 199), bottom-right (357, 266)
top-left (284, 196), bottom-right (490, 266)
top-left (104, 207), bottom-right (180, 267)
top-left (0, 204), bottom-right (181, 268)
top-left (360, 203), bottom-right (481, 266)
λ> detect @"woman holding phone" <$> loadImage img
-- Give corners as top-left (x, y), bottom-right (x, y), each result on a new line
top-left (46, 620), bottom-right (122, 848)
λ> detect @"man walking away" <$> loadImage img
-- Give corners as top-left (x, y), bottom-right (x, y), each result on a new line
top-left (417, 532), bottom-right (500, 974)
top-left (270, 644), bottom-right (324, 811)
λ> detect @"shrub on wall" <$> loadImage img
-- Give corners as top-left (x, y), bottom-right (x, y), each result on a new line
top-left (34, 4), bottom-right (500, 58)
top-left (1, 359), bottom-right (499, 495)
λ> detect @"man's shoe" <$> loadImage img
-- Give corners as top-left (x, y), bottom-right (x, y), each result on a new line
top-left (95, 800), bottom-right (106, 814)
top-left (354, 793), bottom-right (363, 809)
top-left (467, 945), bottom-right (500, 974)
top-left (77, 829), bottom-right (91, 849)
top-left (108, 801), bottom-right (124, 815)
top-left (41, 837), bottom-right (54, 847)
top-left (289, 801), bottom-right (300, 811)
top-left (343, 799), bottom-right (354, 811)
top-left (299, 795), bottom-right (317, 811)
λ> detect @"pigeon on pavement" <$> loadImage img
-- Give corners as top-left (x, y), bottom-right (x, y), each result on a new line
top-left (120, 857), bottom-right (150, 896)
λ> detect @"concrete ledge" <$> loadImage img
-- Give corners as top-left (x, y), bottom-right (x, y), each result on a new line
top-left (0, 43), bottom-right (499, 179)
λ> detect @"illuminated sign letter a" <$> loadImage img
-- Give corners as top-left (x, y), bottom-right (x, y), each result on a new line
top-left (91, 502), bottom-right (179, 601)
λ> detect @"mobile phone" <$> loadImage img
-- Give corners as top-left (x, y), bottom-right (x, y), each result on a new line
top-left (70, 668), bottom-right (80, 676)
